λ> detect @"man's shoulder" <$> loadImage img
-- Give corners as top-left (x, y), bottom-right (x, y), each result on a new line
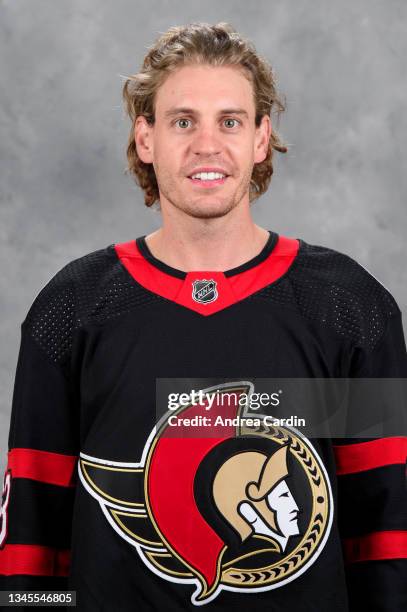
top-left (295, 236), bottom-right (399, 312)
top-left (285, 236), bottom-right (401, 350)
top-left (51, 242), bottom-right (117, 286)
top-left (21, 241), bottom-right (155, 363)
top-left (24, 243), bottom-right (116, 317)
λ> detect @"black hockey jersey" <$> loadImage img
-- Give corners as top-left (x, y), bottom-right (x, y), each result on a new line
top-left (1, 230), bottom-right (406, 611)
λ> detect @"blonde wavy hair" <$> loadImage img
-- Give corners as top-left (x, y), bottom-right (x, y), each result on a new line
top-left (121, 22), bottom-right (288, 208)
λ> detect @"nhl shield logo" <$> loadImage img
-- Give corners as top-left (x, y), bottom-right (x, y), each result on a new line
top-left (192, 279), bottom-right (218, 304)
top-left (78, 381), bottom-right (333, 606)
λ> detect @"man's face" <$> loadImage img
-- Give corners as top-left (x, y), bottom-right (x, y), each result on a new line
top-left (135, 64), bottom-right (270, 219)
top-left (267, 480), bottom-right (300, 537)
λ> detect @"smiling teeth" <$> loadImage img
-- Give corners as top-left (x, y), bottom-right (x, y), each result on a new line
top-left (191, 172), bottom-right (226, 180)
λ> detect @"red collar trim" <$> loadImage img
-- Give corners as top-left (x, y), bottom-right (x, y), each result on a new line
top-left (114, 235), bottom-right (299, 316)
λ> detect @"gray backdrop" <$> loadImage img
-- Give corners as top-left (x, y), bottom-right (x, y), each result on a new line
top-left (1, 0), bottom-right (406, 473)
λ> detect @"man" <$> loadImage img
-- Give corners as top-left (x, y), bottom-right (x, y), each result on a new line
top-left (1, 21), bottom-right (406, 611)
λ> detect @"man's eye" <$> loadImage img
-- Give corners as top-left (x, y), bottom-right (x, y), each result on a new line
top-left (175, 118), bottom-right (191, 129)
top-left (224, 118), bottom-right (240, 128)
top-left (174, 118), bottom-right (240, 129)
top-left (279, 492), bottom-right (289, 498)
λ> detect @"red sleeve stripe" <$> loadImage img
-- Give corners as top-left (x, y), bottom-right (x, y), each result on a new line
top-left (343, 530), bottom-right (407, 563)
top-left (0, 544), bottom-right (70, 576)
top-left (333, 437), bottom-right (407, 475)
top-left (7, 448), bottom-right (77, 487)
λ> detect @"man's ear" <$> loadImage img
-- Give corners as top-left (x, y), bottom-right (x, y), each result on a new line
top-left (254, 115), bottom-right (272, 165)
top-left (134, 116), bottom-right (154, 164)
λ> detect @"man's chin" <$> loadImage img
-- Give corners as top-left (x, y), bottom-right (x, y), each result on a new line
top-left (176, 200), bottom-right (237, 220)
top-left (188, 208), bottom-right (233, 220)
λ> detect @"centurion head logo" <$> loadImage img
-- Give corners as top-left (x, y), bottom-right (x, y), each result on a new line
top-left (213, 443), bottom-right (300, 554)
top-left (78, 381), bottom-right (333, 606)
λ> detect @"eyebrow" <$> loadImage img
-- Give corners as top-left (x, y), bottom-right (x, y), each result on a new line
top-left (164, 107), bottom-right (249, 119)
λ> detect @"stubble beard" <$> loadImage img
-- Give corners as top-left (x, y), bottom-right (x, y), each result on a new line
top-left (157, 168), bottom-right (252, 220)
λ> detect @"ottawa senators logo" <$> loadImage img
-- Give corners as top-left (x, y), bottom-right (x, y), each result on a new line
top-left (78, 381), bottom-right (333, 605)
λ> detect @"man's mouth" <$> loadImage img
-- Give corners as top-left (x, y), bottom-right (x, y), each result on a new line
top-left (187, 171), bottom-right (229, 188)
top-left (290, 510), bottom-right (301, 521)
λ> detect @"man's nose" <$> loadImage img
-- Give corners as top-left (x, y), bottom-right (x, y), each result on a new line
top-left (191, 125), bottom-right (223, 156)
top-left (289, 496), bottom-right (299, 511)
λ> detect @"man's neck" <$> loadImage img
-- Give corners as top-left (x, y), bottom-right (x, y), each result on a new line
top-left (143, 223), bottom-right (271, 273)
